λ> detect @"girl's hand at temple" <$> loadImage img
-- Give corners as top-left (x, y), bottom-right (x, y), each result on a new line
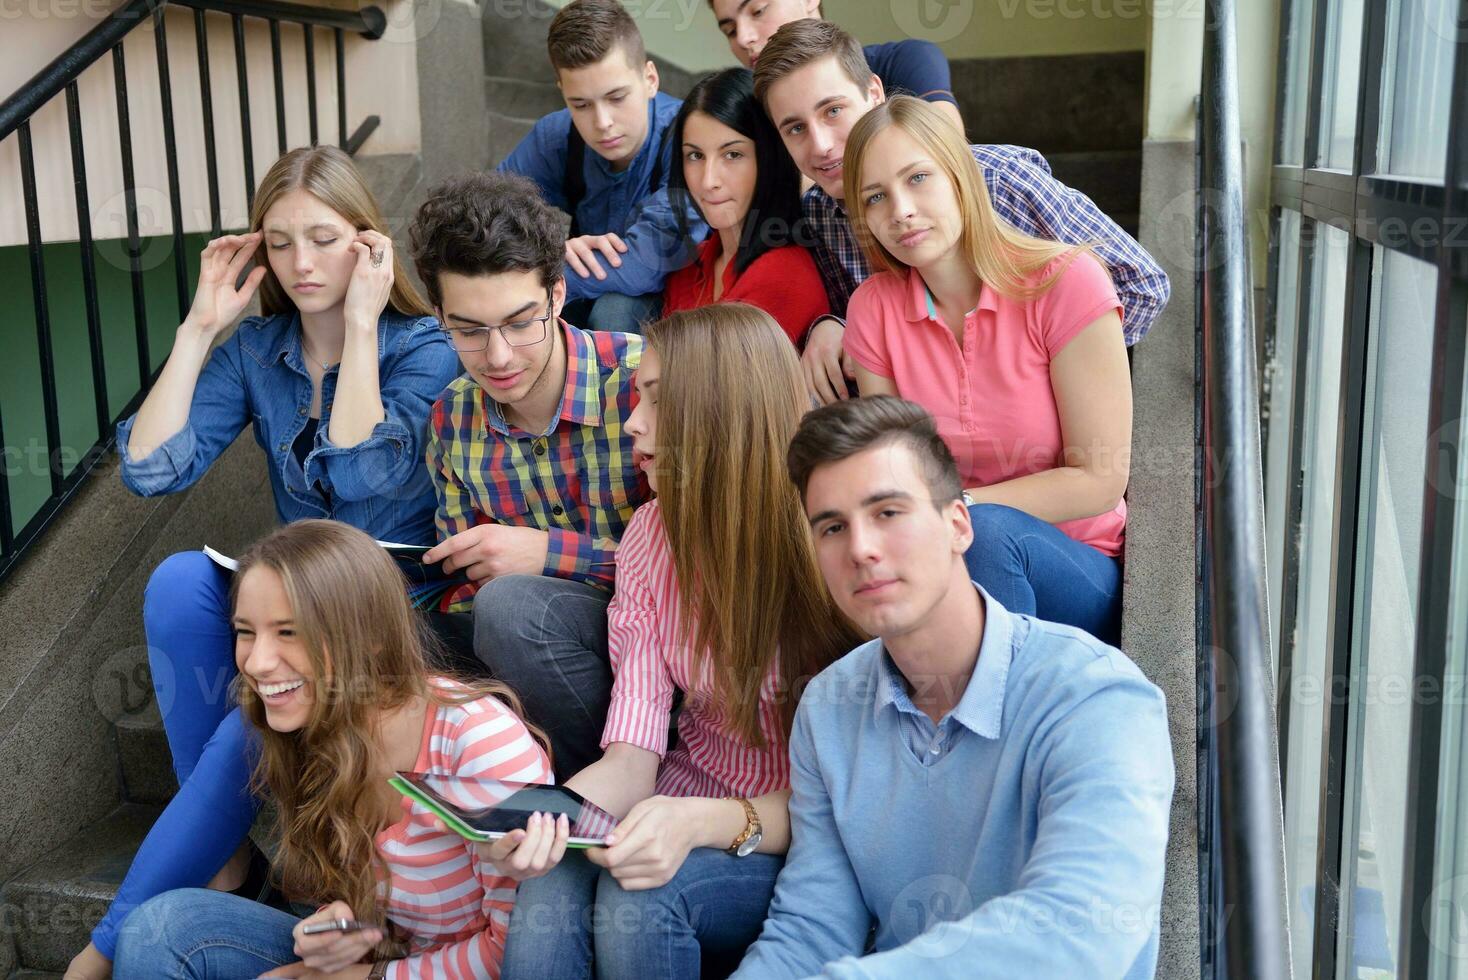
top-left (341, 230), bottom-right (395, 333)
top-left (182, 232), bottom-right (267, 338)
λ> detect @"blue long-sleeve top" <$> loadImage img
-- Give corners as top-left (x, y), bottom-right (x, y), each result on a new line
top-left (115, 310), bottom-right (464, 546)
top-left (497, 92), bottom-right (705, 301)
top-left (733, 586), bottom-right (1176, 980)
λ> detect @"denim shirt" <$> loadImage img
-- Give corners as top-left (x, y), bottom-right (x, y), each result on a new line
top-left (497, 92), bottom-right (705, 301)
top-left (116, 310), bottom-right (464, 546)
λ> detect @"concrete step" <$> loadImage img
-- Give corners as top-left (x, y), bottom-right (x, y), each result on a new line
top-left (11, 971), bottom-right (64, 979)
top-left (1, 805), bottom-right (159, 974)
top-left (115, 704), bottom-right (175, 807)
top-left (1045, 149), bottom-right (1143, 230)
top-left (952, 51), bottom-right (1144, 154)
top-left (487, 109), bottom-right (537, 169)
top-left (485, 77), bottom-right (565, 122)
top-left (352, 152), bottom-right (424, 227)
top-left (482, 0), bottom-right (559, 86)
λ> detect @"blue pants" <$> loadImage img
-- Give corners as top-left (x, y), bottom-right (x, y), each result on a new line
top-left (562, 291), bottom-right (663, 335)
top-left (963, 503), bottom-right (1123, 645)
top-left (113, 888), bottom-right (300, 979)
top-left (91, 552), bottom-right (259, 958)
top-left (502, 847), bottom-right (783, 980)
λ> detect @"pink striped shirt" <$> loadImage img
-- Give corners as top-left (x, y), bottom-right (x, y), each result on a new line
top-left (376, 681), bottom-right (552, 980)
top-left (601, 500), bottom-right (790, 799)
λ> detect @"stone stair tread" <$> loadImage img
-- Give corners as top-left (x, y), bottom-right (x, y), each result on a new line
top-left (3, 804), bottom-right (160, 973)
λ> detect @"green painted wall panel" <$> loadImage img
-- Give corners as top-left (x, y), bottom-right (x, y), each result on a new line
top-left (2, 232), bottom-right (215, 537)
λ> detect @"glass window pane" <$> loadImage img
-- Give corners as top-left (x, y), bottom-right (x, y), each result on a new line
top-left (1318, 0), bottom-right (1367, 169)
top-left (1336, 248), bottom-right (1440, 978)
top-left (1377, 0), bottom-right (1455, 179)
top-left (1430, 301), bottom-right (1468, 980)
top-left (1280, 0), bottom-right (1317, 165)
top-left (1268, 209), bottom-right (1306, 660)
top-left (1283, 220), bottom-right (1351, 980)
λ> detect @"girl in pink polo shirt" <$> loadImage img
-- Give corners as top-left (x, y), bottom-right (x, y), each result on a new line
top-left (841, 96), bottom-right (1133, 644)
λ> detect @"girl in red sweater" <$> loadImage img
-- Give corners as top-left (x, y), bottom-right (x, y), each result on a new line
top-left (662, 67), bottom-right (828, 346)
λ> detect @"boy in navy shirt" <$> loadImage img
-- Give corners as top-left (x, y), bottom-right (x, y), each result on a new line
top-left (707, 0), bottom-right (965, 135)
top-left (497, 0), bottom-right (705, 333)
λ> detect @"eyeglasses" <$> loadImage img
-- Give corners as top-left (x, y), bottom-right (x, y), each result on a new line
top-left (440, 289), bottom-right (555, 352)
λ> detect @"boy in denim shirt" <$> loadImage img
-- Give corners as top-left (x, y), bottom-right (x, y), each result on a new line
top-left (497, 0), bottom-right (705, 333)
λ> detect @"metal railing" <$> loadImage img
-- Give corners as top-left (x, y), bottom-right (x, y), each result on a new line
top-left (0, 0), bottom-right (385, 581)
top-left (1195, 0), bottom-right (1292, 977)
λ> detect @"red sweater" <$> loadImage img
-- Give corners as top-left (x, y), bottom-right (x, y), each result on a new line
top-left (662, 235), bottom-right (829, 346)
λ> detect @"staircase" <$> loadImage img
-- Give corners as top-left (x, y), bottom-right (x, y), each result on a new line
top-left (0, 10), bottom-right (1152, 978)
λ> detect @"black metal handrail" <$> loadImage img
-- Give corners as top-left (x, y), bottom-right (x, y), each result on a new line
top-left (0, 0), bottom-right (384, 581)
top-left (1196, 0), bottom-right (1292, 977)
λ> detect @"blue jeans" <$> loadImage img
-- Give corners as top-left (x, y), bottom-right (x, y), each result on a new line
top-left (473, 575), bottom-right (612, 782)
top-left (91, 553), bottom-right (260, 958)
top-left (113, 888), bottom-right (300, 979)
top-left (502, 847), bottom-right (783, 980)
top-left (964, 503), bottom-right (1123, 645)
top-left (562, 292), bottom-right (663, 335)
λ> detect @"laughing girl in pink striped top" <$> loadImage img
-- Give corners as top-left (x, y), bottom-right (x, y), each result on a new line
top-left (497, 304), bottom-right (862, 979)
top-left (111, 520), bottom-right (551, 980)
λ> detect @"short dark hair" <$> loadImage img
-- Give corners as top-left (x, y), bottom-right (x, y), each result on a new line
top-left (408, 172), bottom-right (563, 308)
top-left (668, 68), bottom-right (805, 275)
top-left (547, 0), bottom-right (647, 73)
top-left (786, 396), bottom-right (962, 505)
top-left (752, 19), bottom-right (870, 109)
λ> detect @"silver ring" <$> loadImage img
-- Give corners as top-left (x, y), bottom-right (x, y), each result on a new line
top-left (370, 249), bottom-right (384, 268)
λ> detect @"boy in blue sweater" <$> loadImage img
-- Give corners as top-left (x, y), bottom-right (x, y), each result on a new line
top-left (496, 0), bottom-right (705, 333)
top-left (734, 396), bottom-right (1175, 979)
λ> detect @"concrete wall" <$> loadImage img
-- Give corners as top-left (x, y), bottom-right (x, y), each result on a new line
top-left (537, 0), bottom-right (1148, 75)
top-left (1142, 0), bottom-right (1280, 280)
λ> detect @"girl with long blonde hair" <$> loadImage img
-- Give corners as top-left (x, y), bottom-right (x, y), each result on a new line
top-left (842, 95), bottom-right (1134, 644)
top-left (69, 147), bottom-right (463, 980)
top-left (112, 520), bottom-right (551, 979)
top-left (489, 303), bottom-right (862, 979)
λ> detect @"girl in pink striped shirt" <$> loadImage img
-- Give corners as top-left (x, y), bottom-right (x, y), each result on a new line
top-left (496, 304), bottom-right (862, 979)
top-left (112, 520), bottom-right (552, 980)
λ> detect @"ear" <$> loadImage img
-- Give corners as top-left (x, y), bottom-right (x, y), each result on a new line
top-left (803, 0), bottom-right (822, 15)
top-left (644, 59), bottom-right (660, 97)
top-left (949, 497), bottom-right (974, 555)
top-left (551, 278), bottom-right (568, 319)
top-left (867, 73), bottom-right (886, 107)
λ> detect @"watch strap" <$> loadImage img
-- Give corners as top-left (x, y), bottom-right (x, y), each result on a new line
top-left (724, 796), bottom-right (761, 855)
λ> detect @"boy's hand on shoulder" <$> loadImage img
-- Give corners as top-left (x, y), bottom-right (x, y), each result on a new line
top-left (565, 233), bottom-right (627, 280)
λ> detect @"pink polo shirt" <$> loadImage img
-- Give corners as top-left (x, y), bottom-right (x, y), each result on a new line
top-left (844, 252), bottom-right (1126, 557)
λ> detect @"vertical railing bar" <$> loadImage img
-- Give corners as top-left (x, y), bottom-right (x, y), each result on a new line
top-left (303, 23), bottom-right (318, 145)
top-left (18, 122), bottom-right (64, 498)
top-left (153, 4), bottom-right (190, 320)
top-left (194, 8), bottom-right (221, 237)
top-left (269, 18), bottom-right (286, 154)
top-left (111, 42), bottom-right (151, 387)
top-left (334, 26), bottom-right (345, 147)
top-left (231, 13), bottom-right (255, 214)
top-left (0, 398), bottom-right (13, 557)
top-left (65, 82), bottom-right (112, 441)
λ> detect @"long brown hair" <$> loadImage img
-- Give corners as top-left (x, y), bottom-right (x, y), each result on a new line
top-left (232, 520), bottom-right (540, 947)
top-left (643, 305), bottom-right (862, 745)
top-left (843, 95), bottom-right (1094, 301)
top-left (249, 146), bottom-right (431, 318)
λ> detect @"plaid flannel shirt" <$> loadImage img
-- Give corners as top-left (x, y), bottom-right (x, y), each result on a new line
top-left (803, 143), bottom-right (1171, 346)
top-left (427, 321), bottom-right (650, 613)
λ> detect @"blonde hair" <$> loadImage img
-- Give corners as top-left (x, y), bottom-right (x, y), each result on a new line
top-left (232, 520), bottom-right (542, 955)
top-left (643, 305), bottom-right (862, 745)
top-left (843, 95), bottom-right (1095, 302)
top-left (249, 146), bottom-right (431, 319)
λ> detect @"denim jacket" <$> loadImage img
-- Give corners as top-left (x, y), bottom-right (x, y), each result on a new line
top-left (116, 310), bottom-right (464, 545)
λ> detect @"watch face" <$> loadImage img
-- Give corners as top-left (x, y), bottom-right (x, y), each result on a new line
top-left (736, 831), bottom-right (763, 857)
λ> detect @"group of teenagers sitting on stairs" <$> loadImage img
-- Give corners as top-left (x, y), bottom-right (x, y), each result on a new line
top-left (64, 2), bottom-right (1177, 977)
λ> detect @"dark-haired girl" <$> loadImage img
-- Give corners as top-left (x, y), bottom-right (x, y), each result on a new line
top-left (661, 67), bottom-right (828, 347)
